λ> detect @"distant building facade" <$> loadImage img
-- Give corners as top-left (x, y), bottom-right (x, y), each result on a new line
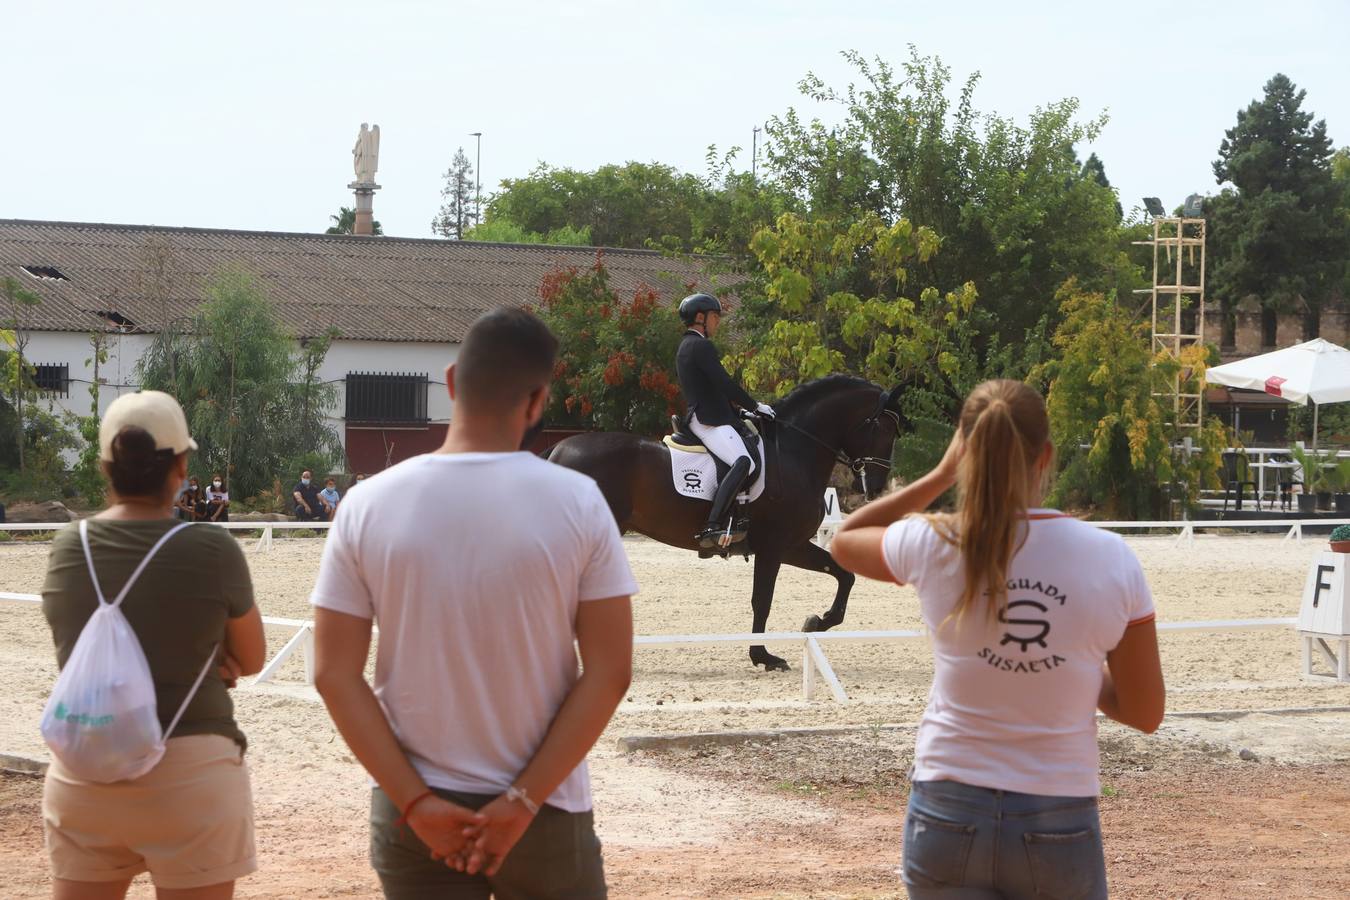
top-left (2, 219), bottom-right (733, 473)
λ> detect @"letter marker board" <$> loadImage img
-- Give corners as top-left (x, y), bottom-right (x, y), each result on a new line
top-left (1299, 552), bottom-right (1350, 682)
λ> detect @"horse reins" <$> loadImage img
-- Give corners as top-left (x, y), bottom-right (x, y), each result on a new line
top-left (765, 406), bottom-right (902, 491)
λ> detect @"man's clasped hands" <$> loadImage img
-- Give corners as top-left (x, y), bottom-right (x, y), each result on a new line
top-left (405, 791), bottom-right (537, 877)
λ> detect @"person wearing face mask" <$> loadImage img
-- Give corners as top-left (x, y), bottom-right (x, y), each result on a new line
top-left (206, 474), bottom-right (230, 523)
top-left (318, 478), bottom-right (341, 521)
top-left (176, 477), bottom-right (204, 522)
top-left (292, 469), bottom-right (323, 522)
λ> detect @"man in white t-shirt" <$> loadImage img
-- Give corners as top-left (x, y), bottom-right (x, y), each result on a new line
top-left (311, 308), bottom-right (636, 899)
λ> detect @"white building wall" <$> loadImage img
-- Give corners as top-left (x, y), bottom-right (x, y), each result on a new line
top-left (23, 330), bottom-right (153, 423)
top-left (318, 339), bottom-right (459, 435)
top-left (19, 331), bottom-right (459, 462)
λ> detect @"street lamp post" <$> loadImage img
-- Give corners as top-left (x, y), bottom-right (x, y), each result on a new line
top-left (470, 132), bottom-right (482, 225)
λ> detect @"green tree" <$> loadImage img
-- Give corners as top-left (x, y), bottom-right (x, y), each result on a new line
top-left (763, 48), bottom-right (1136, 345)
top-left (482, 157), bottom-right (797, 254)
top-left (727, 211), bottom-right (980, 481)
top-left (1, 276), bottom-right (41, 472)
top-left (68, 330), bottom-right (110, 505)
top-left (1209, 74), bottom-right (1348, 340)
top-left (464, 219), bottom-right (592, 245)
top-left (326, 206), bottom-right (383, 235)
top-left (1036, 280), bottom-right (1225, 518)
top-left (431, 148), bottom-right (477, 239)
top-left (137, 268), bottom-right (340, 500)
top-left (535, 259), bottom-right (683, 435)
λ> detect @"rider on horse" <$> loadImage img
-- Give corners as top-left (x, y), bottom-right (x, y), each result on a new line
top-left (675, 293), bottom-right (777, 549)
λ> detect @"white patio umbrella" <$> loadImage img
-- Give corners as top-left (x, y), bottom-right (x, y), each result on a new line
top-left (1205, 338), bottom-right (1350, 451)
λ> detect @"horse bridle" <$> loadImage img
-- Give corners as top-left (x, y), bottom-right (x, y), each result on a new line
top-left (768, 403), bottom-right (902, 494)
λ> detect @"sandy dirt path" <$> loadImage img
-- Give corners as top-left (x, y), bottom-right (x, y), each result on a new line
top-left (3, 532), bottom-right (1350, 896)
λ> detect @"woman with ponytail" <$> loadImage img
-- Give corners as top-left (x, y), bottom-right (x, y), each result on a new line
top-left (834, 380), bottom-right (1164, 899)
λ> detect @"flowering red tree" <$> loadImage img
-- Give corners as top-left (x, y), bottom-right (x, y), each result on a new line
top-left (536, 256), bottom-right (684, 435)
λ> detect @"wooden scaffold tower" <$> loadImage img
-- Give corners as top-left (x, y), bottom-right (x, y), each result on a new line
top-left (1135, 214), bottom-right (1207, 430)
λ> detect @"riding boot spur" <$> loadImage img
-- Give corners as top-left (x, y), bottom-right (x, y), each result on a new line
top-left (697, 456), bottom-right (753, 549)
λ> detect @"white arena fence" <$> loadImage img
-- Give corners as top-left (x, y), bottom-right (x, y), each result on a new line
top-left (0, 520), bottom-right (331, 551)
top-left (4, 513), bottom-right (1350, 549)
top-left (0, 591), bottom-right (1299, 704)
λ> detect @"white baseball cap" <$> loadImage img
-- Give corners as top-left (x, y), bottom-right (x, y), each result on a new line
top-left (99, 391), bottom-right (198, 462)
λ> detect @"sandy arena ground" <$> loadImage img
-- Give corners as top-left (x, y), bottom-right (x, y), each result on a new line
top-left (3, 532), bottom-right (1350, 897)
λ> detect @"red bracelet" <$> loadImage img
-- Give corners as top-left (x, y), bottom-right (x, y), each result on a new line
top-left (395, 790), bottom-right (435, 827)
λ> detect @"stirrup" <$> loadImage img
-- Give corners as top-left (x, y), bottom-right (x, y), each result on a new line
top-left (696, 518), bottom-right (748, 550)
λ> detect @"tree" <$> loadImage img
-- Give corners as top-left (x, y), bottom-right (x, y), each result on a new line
top-left (68, 330), bottom-right (110, 504)
top-left (535, 258), bottom-right (684, 435)
top-left (326, 206), bottom-right (383, 235)
top-left (480, 157), bottom-right (798, 254)
top-left (762, 48), bottom-right (1136, 346)
top-left (1, 276), bottom-right (40, 472)
top-left (1036, 280), bottom-right (1225, 519)
top-left (464, 219), bottom-right (592, 245)
top-left (1209, 74), bottom-right (1348, 340)
top-left (137, 267), bottom-right (340, 500)
top-left (431, 148), bottom-right (477, 239)
top-left (726, 211), bottom-right (980, 481)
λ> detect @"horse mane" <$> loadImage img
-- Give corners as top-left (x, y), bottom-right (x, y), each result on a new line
top-left (774, 374), bottom-right (879, 415)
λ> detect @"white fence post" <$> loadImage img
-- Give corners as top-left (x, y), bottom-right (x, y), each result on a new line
top-left (804, 636), bottom-right (849, 703)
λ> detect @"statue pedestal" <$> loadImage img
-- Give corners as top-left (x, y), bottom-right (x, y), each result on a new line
top-left (1298, 551), bottom-right (1350, 682)
top-left (347, 181), bottom-right (381, 236)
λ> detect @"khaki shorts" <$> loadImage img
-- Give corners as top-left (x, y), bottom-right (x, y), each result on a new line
top-left (43, 733), bottom-right (256, 890)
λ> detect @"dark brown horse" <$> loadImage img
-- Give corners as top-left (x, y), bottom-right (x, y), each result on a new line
top-left (548, 376), bottom-right (904, 670)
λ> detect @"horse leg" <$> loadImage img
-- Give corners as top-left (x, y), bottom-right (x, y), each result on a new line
top-left (748, 553), bottom-right (789, 671)
top-left (782, 540), bottom-right (855, 633)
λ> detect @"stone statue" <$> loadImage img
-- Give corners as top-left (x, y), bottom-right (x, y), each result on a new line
top-left (352, 123), bottom-right (380, 184)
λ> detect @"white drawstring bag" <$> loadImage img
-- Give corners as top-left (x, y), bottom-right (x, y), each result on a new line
top-left (40, 520), bottom-right (217, 783)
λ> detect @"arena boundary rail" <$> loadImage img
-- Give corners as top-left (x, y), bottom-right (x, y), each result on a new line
top-left (0, 591), bottom-right (1298, 704)
top-left (6, 517), bottom-right (1350, 550)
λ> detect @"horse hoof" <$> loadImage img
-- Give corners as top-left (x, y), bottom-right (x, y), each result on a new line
top-left (802, 615), bottom-right (824, 633)
top-left (750, 650), bottom-right (791, 672)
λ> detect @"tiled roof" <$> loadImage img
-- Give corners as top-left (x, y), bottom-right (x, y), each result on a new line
top-left (0, 219), bottom-right (740, 342)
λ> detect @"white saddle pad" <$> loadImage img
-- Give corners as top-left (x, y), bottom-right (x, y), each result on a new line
top-left (666, 438), bottom-right (767, 503)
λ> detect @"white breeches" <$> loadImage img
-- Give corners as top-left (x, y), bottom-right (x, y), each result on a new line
top-left (690, 418), bottom-right (753, 470)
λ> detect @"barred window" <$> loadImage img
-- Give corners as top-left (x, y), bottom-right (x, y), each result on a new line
top-left (33, 364), bottom-right (70, 397)
top-left (346, 372), bottom-right (429, 425)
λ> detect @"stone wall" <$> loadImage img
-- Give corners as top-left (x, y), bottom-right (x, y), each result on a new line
top-left (1202, 300), bottom-right (1350, 361)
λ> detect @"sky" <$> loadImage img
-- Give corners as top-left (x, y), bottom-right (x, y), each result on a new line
top-left (3, 0), bottom-right (1347, 239)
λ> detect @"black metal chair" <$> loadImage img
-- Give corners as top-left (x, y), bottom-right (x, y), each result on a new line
top-left (1221, 451), bottom-right (1261, 512)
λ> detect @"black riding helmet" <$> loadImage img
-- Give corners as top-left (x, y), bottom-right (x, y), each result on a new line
top-left (678, 293), bottom-right (722, 326)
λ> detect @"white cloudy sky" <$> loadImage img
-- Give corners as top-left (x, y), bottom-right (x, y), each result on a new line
top-left (4, 0), bottom-right (1347, 238)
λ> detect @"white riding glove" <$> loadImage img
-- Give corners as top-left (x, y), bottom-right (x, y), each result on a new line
top-left (755, 402), bottom-right (776, 419)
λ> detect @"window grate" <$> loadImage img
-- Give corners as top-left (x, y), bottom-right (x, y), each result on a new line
top-left (33, 363), bottom-right (70, 397)
top-left (345, 372), bottom-right (429, 425)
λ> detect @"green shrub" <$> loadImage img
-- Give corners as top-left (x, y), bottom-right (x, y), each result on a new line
top-left (1329, 525), bottom-right (1350, 542)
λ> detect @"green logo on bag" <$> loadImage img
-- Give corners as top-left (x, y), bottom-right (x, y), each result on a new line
top-left (54, 702), bottom-right (115, 728)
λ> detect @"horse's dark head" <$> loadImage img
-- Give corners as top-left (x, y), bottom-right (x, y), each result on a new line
top-left (842, 384), bottom-right (904, 499)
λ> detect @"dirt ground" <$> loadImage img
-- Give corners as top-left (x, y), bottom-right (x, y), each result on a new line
top-left (3, 532), bottom-right (1350, 897)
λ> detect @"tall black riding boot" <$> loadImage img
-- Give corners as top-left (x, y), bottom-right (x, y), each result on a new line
top-left (697, 457), bottom-right (753, 549)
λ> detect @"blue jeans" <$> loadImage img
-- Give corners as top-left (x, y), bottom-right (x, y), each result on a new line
top-left (902, 779), bottom-right (1108, 899)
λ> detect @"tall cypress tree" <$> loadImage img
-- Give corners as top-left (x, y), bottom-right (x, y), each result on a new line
top-left (1209, 74), bottom-right (1347, 344)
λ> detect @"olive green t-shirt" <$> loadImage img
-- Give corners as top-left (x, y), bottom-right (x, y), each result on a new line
top-left (42, 519), bottom-right (255, 750)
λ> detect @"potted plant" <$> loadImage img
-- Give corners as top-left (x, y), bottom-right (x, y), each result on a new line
top-left (1332, 459), bottom-right (1350, 514)
top-left (1288, 445), bottom-right (1324, 513)
top-left (1330, 524), bottom-right (1350, 553)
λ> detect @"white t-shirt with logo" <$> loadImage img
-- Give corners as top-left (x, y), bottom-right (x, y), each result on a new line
top-left (310, 452), bottom-right (638, 813)
top-left (883, 510), bottom-right (1154, 797)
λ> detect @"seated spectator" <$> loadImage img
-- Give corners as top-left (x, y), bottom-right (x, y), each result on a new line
top-left (353, 473), bottom-right (367, 485)
top-left (41, 389), bottom-right (266, 896)
top-left (206, 474), bottom-right (230, 523)
top-left (175, 478), bottom-right (204, 522)
top-left (318, 478), bottom-right (341, 520)
top-left (292, 469), bottom-right (323, 521)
